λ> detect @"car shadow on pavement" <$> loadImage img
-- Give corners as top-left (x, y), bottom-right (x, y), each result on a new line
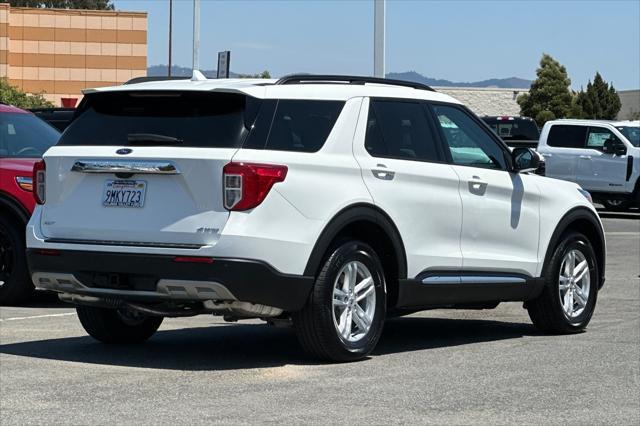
top-left (0, 316), bottom-right (538, 370)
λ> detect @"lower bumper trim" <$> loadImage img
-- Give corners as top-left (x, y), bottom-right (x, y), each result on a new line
top-left (27, 249), bottom-right (314, 311)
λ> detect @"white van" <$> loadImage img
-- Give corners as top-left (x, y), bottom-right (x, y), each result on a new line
top-left (537, 120), bottom-right (640, 210)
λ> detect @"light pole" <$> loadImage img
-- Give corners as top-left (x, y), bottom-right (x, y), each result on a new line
top-left (373, 0), bottom-right (385, 78)
top-left (168, 0), bottom-right (172, 76)
top-left (193, 0), bottom-right (200, 71)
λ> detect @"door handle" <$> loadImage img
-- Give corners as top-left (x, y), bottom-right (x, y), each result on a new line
top-left (468, 176), bottom-right (488, 194)
top-left (542, 153), bottom-right (552, 157)
top-left (579, 155), bottom-right (592, 160)
top-left (372, 169), bottom-right (395, 180)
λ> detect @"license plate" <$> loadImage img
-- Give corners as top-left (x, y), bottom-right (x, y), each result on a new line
top-left (103, 180), bottom-right (147, 208)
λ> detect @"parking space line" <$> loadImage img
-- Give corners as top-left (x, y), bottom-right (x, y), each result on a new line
top-left (0, 312), bottom-right (76, 322)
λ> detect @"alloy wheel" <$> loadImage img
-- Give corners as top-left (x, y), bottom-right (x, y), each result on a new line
top-left (558, 249), bottom-right (591, 318)
top-left (332, 261), bottom-right (377, 343)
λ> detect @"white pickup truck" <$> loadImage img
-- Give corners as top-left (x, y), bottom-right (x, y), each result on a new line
top-left (537, 119), bottom-right (640, 211)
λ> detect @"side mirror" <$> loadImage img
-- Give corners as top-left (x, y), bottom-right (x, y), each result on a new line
top-left (603, 139), bottom-right (627, 156)
top-left (512, 147), bottom-right (540, 173)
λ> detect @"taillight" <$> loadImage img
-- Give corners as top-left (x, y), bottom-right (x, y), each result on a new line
top-left (223, 162), bottom-right (288, 211)
top-left (33, 160), bottom-right (46, 204)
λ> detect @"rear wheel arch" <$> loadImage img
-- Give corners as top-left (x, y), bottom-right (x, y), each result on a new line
top-left (304, 204), bottom-right (407, 308)
top-left (0, 192), bottom-right (29, 227)
top-left (543, 207), bottom-right (605, 289)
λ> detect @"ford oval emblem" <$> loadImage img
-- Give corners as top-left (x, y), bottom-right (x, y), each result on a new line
top-left (116, 148), bottom-right (133, 155)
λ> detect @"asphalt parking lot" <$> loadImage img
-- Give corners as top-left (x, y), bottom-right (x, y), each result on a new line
top-left (1, 211), bottom-right (638, 425)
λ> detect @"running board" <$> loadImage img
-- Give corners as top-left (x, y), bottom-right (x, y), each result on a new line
top-left (395, 273), bottom-right (545, 309)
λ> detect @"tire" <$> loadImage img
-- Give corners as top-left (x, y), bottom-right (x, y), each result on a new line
top-left (0, 214), bottom-right (33, 305)
top-left (527, 231), bottom-right (599, 334)
top-left (76, 305), bottom-right (163, 343)
top-left (602, 198), bottom-right (632, 212)
top-left (293, 240), bottom-right (386, 362)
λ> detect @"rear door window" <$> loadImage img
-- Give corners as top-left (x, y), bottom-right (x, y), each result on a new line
top-left (58, 91), bottom-right (262, 148)
top-left (365, 99), bottom-right (441, 162)
top-left (547, 125), bottom-right (587, 148)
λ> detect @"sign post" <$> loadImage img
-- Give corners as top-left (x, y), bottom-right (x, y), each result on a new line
top-left (217, 51), bottom-right (231, 79)
top-left (374, 0), bottom-right (385, 78)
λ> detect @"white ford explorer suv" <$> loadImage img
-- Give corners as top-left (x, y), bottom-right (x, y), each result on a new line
top-left (537, 119), bottom-right (640, 211)
top-left (26, 74), bottom-right (606, 362)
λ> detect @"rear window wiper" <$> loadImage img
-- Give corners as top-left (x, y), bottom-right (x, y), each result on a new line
top-left (127, 133), bottom-right (183, 145)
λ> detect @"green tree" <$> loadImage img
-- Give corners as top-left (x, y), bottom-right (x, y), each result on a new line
top-left (237, 70), bottom-right (271, 79)
top-left (8, 0), bottom-right (114, 9)
top-left (574, 72), bottom-right (621, 119)
top-left (517, 53), bottom-right (574, 125)
top-left (0, 79), bottom-right (54, 108)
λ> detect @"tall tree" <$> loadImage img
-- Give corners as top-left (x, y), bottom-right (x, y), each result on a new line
top-left (8, 0), bottom-right (114, 9)
top-left (574, 72), bottom-right (622, 119)
top-left (517, 53), bottom-right (574, 125)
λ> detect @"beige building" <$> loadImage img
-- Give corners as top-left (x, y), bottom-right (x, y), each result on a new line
top-left (0, 3), bottom-right (146, 107)
top-left (436, 87), bottom-right (528, 117)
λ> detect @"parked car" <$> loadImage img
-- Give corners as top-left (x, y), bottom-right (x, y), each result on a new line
top-left (537, 119), bottom-right (640, 211)
top-left (29, 107), bottom-right (76, 132)
top-left (26, 74), bottom-right (605, 361)
top-left (0, 103), bottom-right (60, 304)
top-left (482, 116), bottom-right (540, 148)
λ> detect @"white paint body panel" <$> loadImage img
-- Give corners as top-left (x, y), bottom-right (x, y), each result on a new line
top-left (27, 78), bottom-right (602, 283)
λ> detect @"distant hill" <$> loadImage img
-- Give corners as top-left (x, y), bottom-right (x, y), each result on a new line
top-left (147, 66), bottom-right (532, 89)
top-left (386, 71), bottom-right (532, 89)
top-left (148, 65), bottom-right (239, 78)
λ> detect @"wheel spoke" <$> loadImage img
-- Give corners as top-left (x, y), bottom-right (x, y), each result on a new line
top-left (563, 290), bottom-right (572, 313)
top-left (352, 307), bottom-right (368, 331)
top-left (558, 276), bottom-right (570, 291)
top-left (354, 304), bottom-right (371, 330)
top-left (342, 309), bottom-right (353, 338)
top-left (354, 276), bottom-right (373, 295)
top-left (347, 263), bottom-right (358, 292)
top-left (356, 285), bottom-right (375, 302)
top-left (574, 287), bottom-right (587, 307)
top-left (572, 260), bottom-right (587, 279)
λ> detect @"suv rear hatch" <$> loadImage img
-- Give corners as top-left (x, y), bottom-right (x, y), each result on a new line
top-left (41, 90), bottom-right (261, 248)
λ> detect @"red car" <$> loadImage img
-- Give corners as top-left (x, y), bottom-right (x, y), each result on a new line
top-left (1, 103), bottom-right (60, 304)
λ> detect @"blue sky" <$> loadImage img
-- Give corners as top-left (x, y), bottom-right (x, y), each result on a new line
top-left (113, 0), bottom-right (640, 89)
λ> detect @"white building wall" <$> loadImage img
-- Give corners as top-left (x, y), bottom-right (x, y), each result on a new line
top-left (435, 87), bottom-right (528, 117)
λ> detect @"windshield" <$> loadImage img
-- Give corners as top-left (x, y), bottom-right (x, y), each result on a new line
top-left (0, 112), bottom-right (60, 158)
top-left (616, 126), bottom-right (640, 147)
top-left (58, 91), bottom-right (261, 148)
top-left (483, 118), bottom-right (540, 141)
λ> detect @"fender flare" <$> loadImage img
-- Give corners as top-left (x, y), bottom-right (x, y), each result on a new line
top-left (303, 203), bottom-right (407, 279)
top-left (0, 192), bottom-right (29, 225)
top-left (543, 207), bottom-right (606, 288)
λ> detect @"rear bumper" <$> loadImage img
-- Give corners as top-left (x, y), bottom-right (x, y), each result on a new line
top-left (27, 249), bottom-right (314, 311)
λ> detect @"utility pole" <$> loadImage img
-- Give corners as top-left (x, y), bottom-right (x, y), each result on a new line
top-left (373, 0), bottom-right (385, 78)
top-left (168, 0), bottom-right (173, 76)
top-left (192, 0), bottom-right (200, 71)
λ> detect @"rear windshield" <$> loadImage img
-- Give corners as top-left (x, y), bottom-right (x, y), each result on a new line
top-left (617, 126), bottom-right (640, 147)
top-left (0, 112), bottom-right (60, 158)
top-left (483, 117), bottom-right (540, 141)
top-left (58, 91), bottom-right (261, 148)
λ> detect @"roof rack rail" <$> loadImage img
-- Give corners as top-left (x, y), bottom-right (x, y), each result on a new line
top-left (274, 74), bottom-right (435, 92)
top-left (124, 76), bottom-right (191, 85)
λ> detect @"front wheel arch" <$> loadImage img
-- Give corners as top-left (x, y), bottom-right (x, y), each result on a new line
top-left (543, 207), bottom-right (606, 289)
